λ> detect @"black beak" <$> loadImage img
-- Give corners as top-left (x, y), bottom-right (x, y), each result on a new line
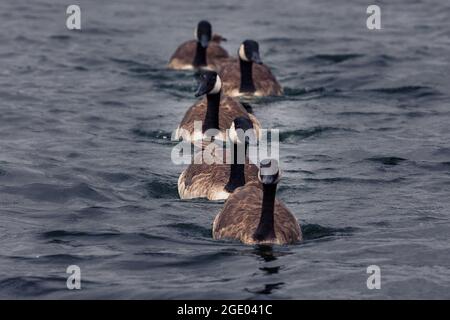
top-left (260, 174), bottom-right (276, 185)
top-left (200, 34), bottom-right (209, 48)
top-left (195, 80), bottom-right (209, 97)
top-left (251, 52), bottom-right (262, 64)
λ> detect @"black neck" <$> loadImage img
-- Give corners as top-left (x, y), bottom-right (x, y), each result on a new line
top-left (239, 58), bottom-right (256, 93)
top-left (253, 184), bottom-right (277, 241)
top-left (193, 42), bottom-right (207, 67)
top-left (203, 92), bottom-right (220, 132)
top-left (224, 143), bottom-right (247, 192)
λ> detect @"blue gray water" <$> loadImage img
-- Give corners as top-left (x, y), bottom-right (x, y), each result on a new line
top-left (0, 0), bottom-right (449, 299)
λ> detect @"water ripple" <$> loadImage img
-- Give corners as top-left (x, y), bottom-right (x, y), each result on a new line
top-left (280, 126), bottom-right (357, 142)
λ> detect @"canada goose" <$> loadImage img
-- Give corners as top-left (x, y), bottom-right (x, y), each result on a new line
top-left (178, 117), bottom-right (259, 200)
top-left (213, 159), bottom-right (302, 245)
top-left (168, 20), bottom-right (229, 70)
top-left (174, 71), bottom-right (261, 146)
top-left (218, 40), bottom-right (283, 97)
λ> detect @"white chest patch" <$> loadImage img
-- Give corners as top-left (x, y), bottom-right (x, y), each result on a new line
top-left (210, 190), bottom-right (230, 201)
top-left (228, 89), bottom-right (263, 97)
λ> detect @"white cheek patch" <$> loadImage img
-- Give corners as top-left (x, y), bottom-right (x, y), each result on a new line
top-left (228, 123), bottom-right (239, 144)
top-left (210, 76), bottom-right (222, 94)
top-left (194, 26), bottom-right (198, 40)
top-left (259, 162), bottom-right (280, 176)
top-left (239, 44), bottom-right (249, 61)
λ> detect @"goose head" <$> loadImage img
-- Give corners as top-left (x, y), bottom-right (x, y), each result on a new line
top-left (239, 40), bottom-right (263, 64)
top-left (258, 159), bottom-right (281, 185)
top-left (195, 70), bottom-right (222, 97)
top-left (195, 20), bottom-right (212, 48)
top-left (212, 33), bottom-right (227, 43)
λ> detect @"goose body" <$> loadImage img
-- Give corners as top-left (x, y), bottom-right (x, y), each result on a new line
top-left (213, 160), bottom-right (302, 245)
top-left (168, 39), bottom-right (229, 70)
top-left (178, 162), bottom-right (258, 200)
top-left (218, 40), bottom-right (283, 97)
top-left (174, 72), bottom-right (261, 145)
top-left (175, 95), bottom-right (261, 143)
top-left (178, 117), bottom-right (260, 201)
top-left (168, 21), bottom-right (229, 71)
top-left (219, 58), bottom-right (283, 97)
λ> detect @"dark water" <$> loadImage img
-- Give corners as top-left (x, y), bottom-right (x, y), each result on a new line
top-left (1, 0), bottom-right (449, 299)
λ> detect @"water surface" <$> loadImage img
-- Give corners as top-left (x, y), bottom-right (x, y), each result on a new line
top-left (0, 0), bottom-right (449, 299)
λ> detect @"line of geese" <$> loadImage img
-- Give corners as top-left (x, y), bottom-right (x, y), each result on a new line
top-left (168, 20), bottom-right (302, 245)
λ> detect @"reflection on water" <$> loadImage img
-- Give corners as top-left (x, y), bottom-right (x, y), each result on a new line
top-left (254, 245), bottom-right (281, 275)
top-left (253, 245), bottom-right (278, 262)
top-left (246, 282), bottom-right (285, 295)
